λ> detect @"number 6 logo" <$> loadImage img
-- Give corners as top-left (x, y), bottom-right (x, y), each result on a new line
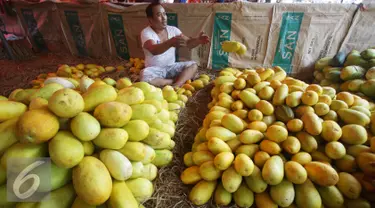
top-left (13, 160), bottom-right (45, 200)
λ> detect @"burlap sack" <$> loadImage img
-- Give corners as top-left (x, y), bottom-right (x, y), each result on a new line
top-left (102, 3), bottom-right (149, 59)
top-left (101, 3), bottom-right (131, 59)
top-left (56, 2), bottom-right (105, 57)
top-left (163, 3), bottom-right (214, 66)
top-left (264, 3), bottom-right (356, 80)
top-left (13, 1), bottom-right (68, 53)
top-left (208, 2), bottom-right (273, 70)
top-left (339, 4), bottom-right (375, 54)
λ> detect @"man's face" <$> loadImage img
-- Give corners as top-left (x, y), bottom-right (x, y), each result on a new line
top-left (149, 5), bottom-right (167, 30)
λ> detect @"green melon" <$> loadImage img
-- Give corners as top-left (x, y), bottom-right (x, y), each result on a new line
top-left (275, 105), bottom-right (294, 123)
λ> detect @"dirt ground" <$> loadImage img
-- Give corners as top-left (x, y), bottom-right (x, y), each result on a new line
top-left (143, 85), bottom-right (212, 208)
top-left (0, 53), bottom-right (220, 208)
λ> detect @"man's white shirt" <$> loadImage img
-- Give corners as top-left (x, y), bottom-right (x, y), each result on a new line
top-left (141, 25), bottom-right (182, 68)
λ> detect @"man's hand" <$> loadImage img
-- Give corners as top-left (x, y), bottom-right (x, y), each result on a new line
top-left (171, 35), bottom-right (187, 48)
top-left (198, 32), bottom-right (210, 45)
top-left (169, 32), bottom-right (210, 50)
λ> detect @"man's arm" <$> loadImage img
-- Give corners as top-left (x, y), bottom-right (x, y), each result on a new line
top-left (143, 38), bottom-right (175, 56)
top-left (186, 37), bottom-right (203, 49)
top-left (184, 32), bottom-right (210, 49)
top-left (143, 35), bottom-right (188, 56)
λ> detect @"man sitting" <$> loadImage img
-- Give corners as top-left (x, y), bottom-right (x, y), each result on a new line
top-left (140, 2), bottom-right (210, 87)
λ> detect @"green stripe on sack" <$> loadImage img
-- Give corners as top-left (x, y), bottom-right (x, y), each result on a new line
top-left (212, 13), bottom-right (232, 70)
top-left (167, 13), bottom-right (179, 62)
top-left (20, 9), bottom-right (47, 50)
top-left (272, 12), bottom-right (304, 74)
top-left (64, 10), bottom-right (88, 56)
top-left (108, 14), bottom-right (130, 60)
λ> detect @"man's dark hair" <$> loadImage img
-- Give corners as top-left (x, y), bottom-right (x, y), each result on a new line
top-left (146, 2), bottom-right (162, 18)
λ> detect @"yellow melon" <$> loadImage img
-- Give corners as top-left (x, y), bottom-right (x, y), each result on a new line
top-left (72, 156), bottom-right (112, 205)
top-left (93, 101), bottom-right (132, 128)
top-left (17, 109), bottom-right (59, 144)
top-left (48, 89), bottom-right (84, 118)
top-left (0, 100), bottom-right (27, 122)
top-left (49, 131), bottom-right (84, 168)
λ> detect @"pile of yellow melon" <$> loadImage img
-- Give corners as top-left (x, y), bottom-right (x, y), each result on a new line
top-left (128, 58), bottom-right (145, 75)
top-left (181, 66), bottom-right (375, 208)
top-left (32, 64), bottom-right (120, 88)
top-left (31, 59), bottom-right (147, 90)
top-left (0, 70), bottom-right (210, 207)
